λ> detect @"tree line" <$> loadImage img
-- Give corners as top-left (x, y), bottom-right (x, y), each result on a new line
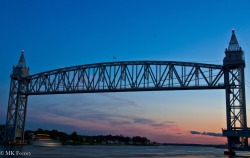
top-left (25, 128), bottom-right (155, 145)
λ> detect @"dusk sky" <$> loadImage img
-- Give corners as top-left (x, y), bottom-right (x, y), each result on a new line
top-left (1, 0), bottom-right (250, 145)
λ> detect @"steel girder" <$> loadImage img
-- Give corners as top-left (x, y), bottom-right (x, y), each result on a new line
top-left (25, 61), bottom-right (225, 95)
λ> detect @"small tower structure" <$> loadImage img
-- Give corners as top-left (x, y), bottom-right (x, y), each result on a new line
top-left (223, 29), bottom-right (245, 67)
top-left (12, 50), bottom-right (30, 77)
top-left (4, 50), bottom-right (30, 143)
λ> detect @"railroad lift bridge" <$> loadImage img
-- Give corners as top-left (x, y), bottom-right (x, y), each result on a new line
top-left (2, 30), bottom-right (250, 150)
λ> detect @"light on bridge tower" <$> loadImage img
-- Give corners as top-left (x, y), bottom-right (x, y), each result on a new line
top-left (223, 29), bottom-right (249, 151)
top-left (4, 50), bottom-right (30, 143)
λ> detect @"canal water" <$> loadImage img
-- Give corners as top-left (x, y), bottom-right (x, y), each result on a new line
top-left (1, 145), bottom-right (250, 158)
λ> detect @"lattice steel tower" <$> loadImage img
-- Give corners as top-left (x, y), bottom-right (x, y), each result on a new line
top-left (4, 50), bottom-right (30, 143)
top-left (223, 29), bottom-right (248, 150)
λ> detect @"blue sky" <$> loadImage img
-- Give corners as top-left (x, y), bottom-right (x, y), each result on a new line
top-left (0, 0), bottom-right (250, 144)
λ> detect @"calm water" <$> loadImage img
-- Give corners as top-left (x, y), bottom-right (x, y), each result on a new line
top-left (1, 145), bottom-right (250, 158)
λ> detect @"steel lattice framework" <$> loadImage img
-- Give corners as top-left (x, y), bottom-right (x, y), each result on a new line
top-left (225, 67), bottom-right (247, 130)
top-left (5, 79), bottom-right (28, 143)
top-left (26, 61), bottom-right (225, 95)
top-left (223, 65), bottom-right (248, 149)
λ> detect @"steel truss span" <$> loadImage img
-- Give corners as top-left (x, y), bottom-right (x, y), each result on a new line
top-left (26, 61), bottom-right (225, 95)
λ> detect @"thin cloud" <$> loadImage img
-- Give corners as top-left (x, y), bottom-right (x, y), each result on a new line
top-left (190, 131), bottom-right (224, 137)
top-left (28, 104), bottom-right (180, 133)
top-left (132, 118), bottom-right (176, 128)
top-left (133, 118), bottom-right (154, 124)
top-left (33, 100), bottom-right (175, 130)
top-left (99, 93), bottom-right (137, 106)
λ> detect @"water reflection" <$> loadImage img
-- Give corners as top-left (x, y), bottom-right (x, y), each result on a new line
top-left (0, 145), bottom-right (250, 158)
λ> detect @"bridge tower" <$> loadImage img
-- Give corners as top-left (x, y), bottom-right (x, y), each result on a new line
top-left (223, 29), bottom-right (248, 150)
top-left (4, 50), bottom-right (30, 143)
